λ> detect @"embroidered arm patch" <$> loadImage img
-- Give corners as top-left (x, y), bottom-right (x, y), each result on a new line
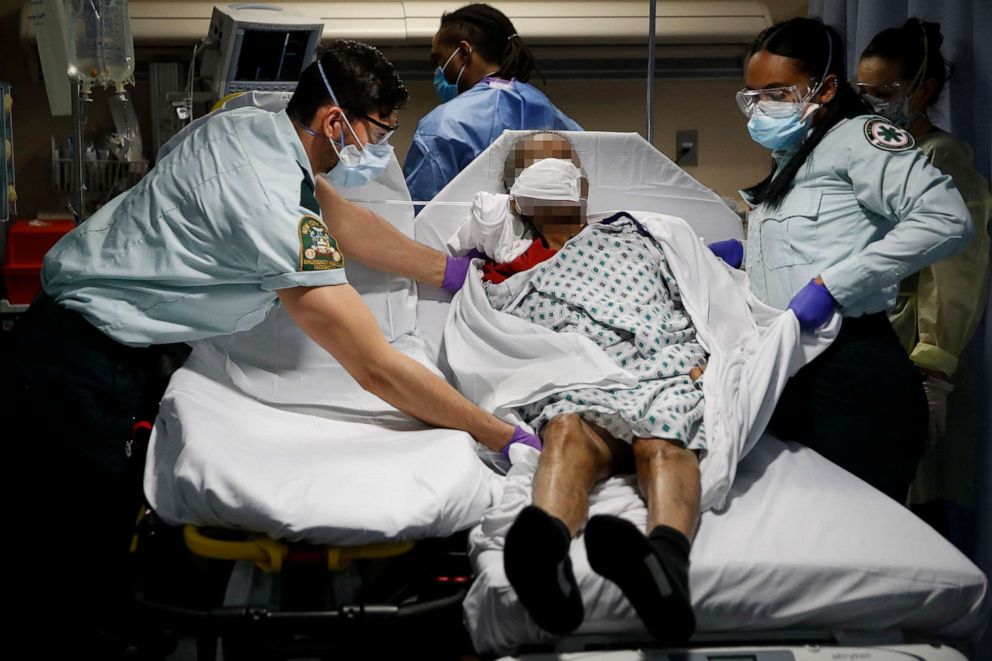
top-left (298, 216), bottom-right (344, 271)
top-left (864, 118), bottom-right (915, 152)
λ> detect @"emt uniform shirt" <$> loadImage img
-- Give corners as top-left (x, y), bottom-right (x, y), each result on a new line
top-left (43, 107), bottom-right (347, 346)
top-left (743, 115), bottom-right (973, 316)
top-left (403, 77), bottom-right (582, 208)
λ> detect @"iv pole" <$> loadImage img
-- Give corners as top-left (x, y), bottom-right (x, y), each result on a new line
top-left (646, 0), bottom-right (657, 144)
top-left (70, 78), bottom-right (90, 224)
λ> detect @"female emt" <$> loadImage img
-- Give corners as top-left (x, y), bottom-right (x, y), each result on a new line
top-left (708, 17), bottom-right (972, 502)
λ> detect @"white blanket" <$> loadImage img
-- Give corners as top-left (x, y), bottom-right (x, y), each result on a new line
top-left (443, 210), bottom-right (839, 512)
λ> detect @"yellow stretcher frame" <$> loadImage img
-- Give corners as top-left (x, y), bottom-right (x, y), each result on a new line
top-left (182, 525), bottom-right (416, 573)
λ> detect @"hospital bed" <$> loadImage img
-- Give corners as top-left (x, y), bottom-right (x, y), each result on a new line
top-left (138, 130), bottom-right (987, 659)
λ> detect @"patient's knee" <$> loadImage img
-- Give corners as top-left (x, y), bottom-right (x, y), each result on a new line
top-left (541, 414), bottom-right (612, 471)
top-left (633, 438), bottom-right (698, 469)
top-left (541, 413), bottom-right (583, 444)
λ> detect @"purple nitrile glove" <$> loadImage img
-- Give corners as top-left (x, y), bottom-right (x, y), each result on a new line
top-left (442, 249), bottom-right (487, 294)
top-left (500, 425), bottom-right (543, 462)
top-left (788, 279), bottom-right (837, 330)
top-left (707, 239), bottom-right (744, 269)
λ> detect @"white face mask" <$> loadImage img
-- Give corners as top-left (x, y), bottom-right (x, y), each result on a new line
top-left (509, 158), bottom-right (585, 216)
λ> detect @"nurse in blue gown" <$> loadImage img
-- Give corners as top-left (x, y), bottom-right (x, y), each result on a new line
top-left (403, 3), bottom-right (582, 209)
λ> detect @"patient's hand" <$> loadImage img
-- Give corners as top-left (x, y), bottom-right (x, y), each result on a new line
top-left (690, 363), bottom-right (707, 382)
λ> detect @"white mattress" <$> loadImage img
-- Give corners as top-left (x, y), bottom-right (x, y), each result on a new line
top-left (464, 436), bottom-right (989, 654)
top-left (145, 339), bottom-right (502, 545)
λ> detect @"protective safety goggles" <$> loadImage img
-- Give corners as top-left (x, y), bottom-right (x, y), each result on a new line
top-left (356, 113), bottom-right (399, 145)
top-left (852, 80), bottom-right (909, 101)
top-left (735, 78), bottom-right (820, 118)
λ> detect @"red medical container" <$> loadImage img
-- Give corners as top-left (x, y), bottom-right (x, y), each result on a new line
top-left (2, 218), bottom-right (75, 304)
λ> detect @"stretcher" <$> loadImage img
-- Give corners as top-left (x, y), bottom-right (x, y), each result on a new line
top-left (135, 153), bottom-right (494, 658)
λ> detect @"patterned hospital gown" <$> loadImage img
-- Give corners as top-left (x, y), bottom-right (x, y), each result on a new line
top-left (489, 215), bottom-right (707, 449)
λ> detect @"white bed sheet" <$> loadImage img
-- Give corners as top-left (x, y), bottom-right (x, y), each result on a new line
top-left (464, 435), bottom-right (989, 654)
top-left (145, 339), bottom-right (502, 545)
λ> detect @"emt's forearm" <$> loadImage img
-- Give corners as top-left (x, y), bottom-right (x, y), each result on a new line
top-left (345, 206), bottom-right (446, 286)
top-left (282, 283), bottom-right (512, 449)
top-left (315, 177), bottom-right (446, 286)
top-left (362, 352), bottom-right (515, 452)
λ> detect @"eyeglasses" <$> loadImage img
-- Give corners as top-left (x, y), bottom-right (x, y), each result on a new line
top-left (735, 78), bottom-right (819, 118)
top-left (851, 80), bottom-right (908, 100)
top-left (357, 113), bottom-right (399, 145)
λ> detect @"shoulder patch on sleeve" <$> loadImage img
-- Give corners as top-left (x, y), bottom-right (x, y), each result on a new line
top-left (298, 216), bottom-right (344, 271)
top-left (864, 118), bottom-right (915, 152)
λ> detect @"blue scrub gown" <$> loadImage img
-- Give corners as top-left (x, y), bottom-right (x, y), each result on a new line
top-left (403, 77), bottom-right (582, 209)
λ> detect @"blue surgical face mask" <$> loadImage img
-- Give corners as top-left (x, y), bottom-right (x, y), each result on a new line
top-left (745, 30), bottom-right (833, 152)
top-left (327, 139), bottom-right (394, 188)
top-left (434, 48), bottom-right (466, 103)
top-left (746, 101), bottom-right (819, 151)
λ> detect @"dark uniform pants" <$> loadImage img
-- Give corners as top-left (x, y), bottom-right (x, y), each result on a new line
top-left (1, 293), bottom-right (186, 655)
top-left (769, 312), bottom-right (928, 502)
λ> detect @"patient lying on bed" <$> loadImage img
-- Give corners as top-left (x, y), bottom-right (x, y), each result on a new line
top-left (452, 132), bottom-right (705, 643)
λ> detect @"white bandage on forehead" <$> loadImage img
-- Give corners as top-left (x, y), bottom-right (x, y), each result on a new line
top-left (509, 158), bottom-right (583, 214)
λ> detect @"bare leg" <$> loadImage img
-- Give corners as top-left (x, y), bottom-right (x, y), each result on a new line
top-left (531, 413), bottom-right (625, 535)
top-left (632, 438), bottom-right (701, 540)
top-left (585, 436), bottom-right (699, 643)
top-left (503, 413), bottom-right (625, 634)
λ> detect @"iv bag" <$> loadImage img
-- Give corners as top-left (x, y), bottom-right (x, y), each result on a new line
top-left (108, 90), bottom-right (142, 161)
top-left (66, 0), bottom-right (135, 91)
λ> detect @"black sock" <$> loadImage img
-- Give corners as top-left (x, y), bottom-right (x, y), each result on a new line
top-left (504, 505), bottom-right (584, 635)
top-left (585, 515), bottom-right (696, 644)
top-left (547, 512), bottom-right (572, 548)
top-left (649, 524), bottom-right (690, 566)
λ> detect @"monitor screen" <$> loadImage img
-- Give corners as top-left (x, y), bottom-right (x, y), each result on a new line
top-left (234, 29), bottom-right (313, 83)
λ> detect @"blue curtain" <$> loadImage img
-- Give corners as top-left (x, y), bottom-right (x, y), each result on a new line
top-left (809, 0), bottom-right (991, 181)
top-left (810, 2), bottom-right (992, 657)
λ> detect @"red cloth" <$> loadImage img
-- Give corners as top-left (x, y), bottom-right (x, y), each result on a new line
top-left (481, 240), bottom-right (558, 284)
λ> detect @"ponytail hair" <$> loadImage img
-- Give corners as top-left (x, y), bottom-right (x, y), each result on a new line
top-left (438, 3), bottom-right (537, 82)
top-left (742, 18), bottom-right (869, 209)
top-left (861, 18), bottom-right (952, 108)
